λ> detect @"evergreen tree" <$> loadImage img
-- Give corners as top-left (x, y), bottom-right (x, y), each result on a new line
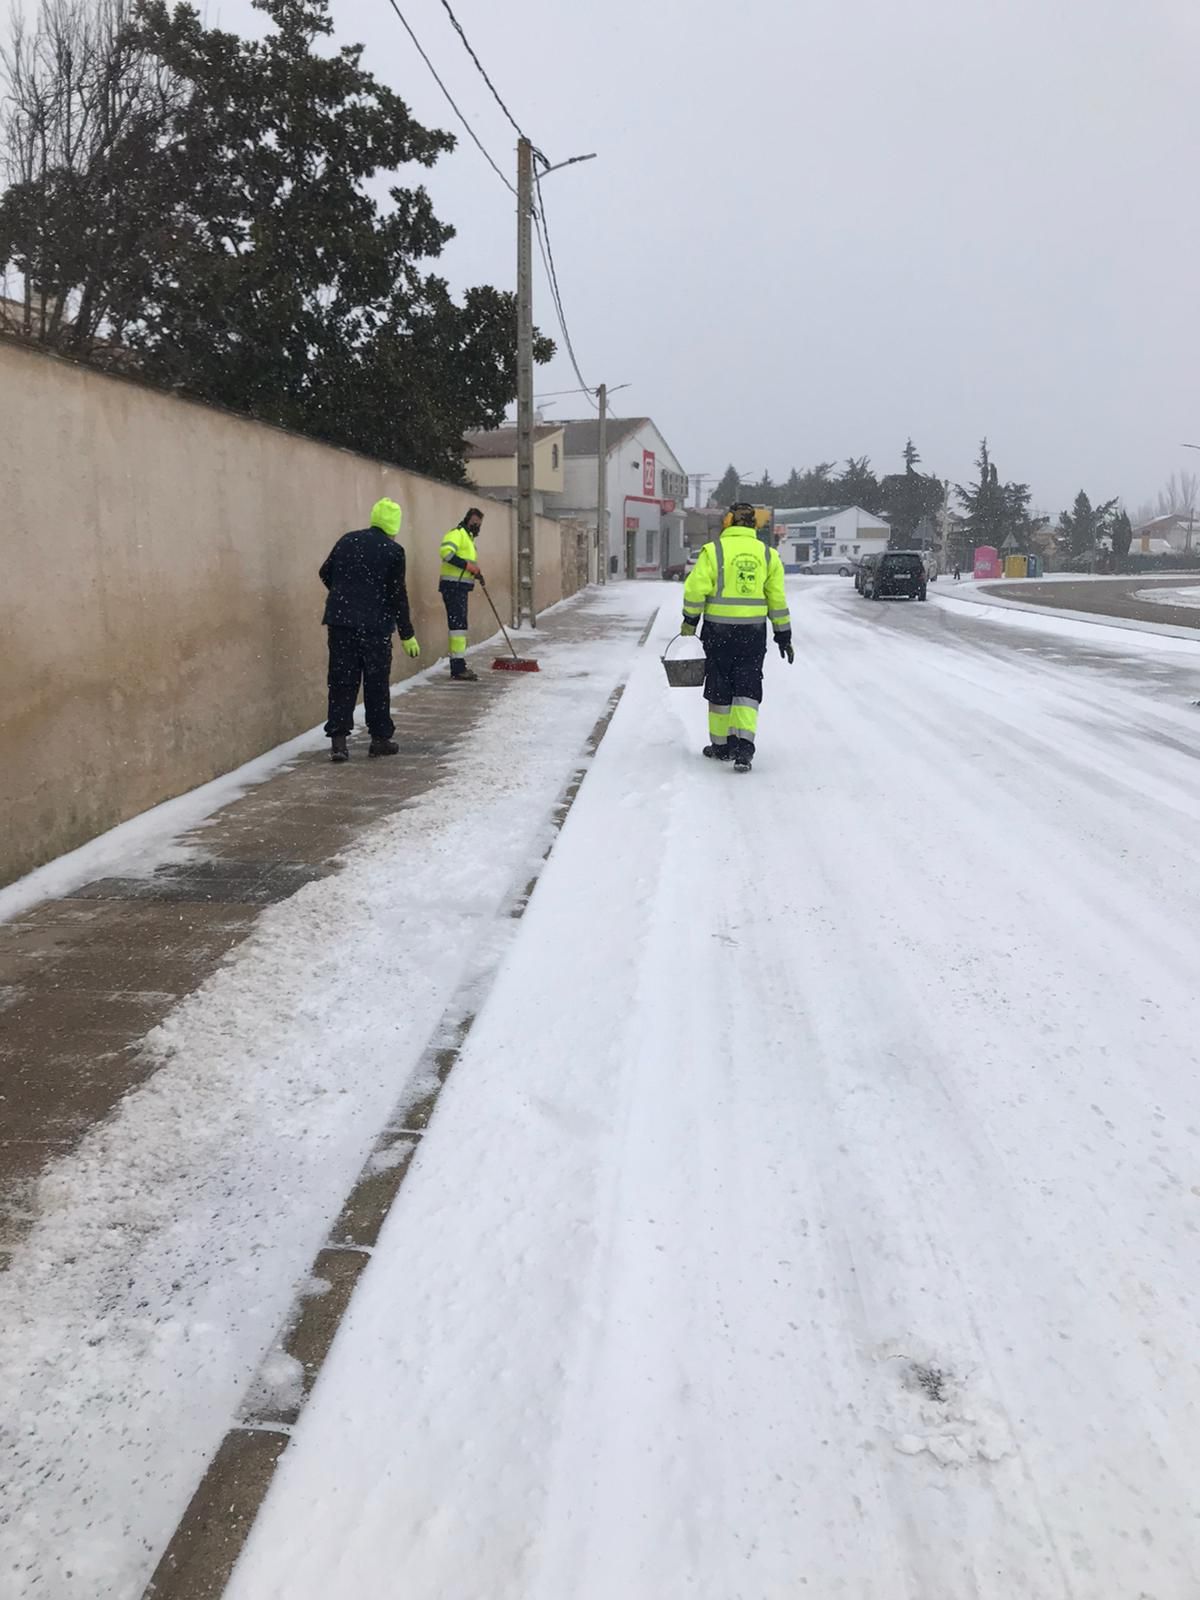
top-left (711, 463), bottom-right (741, 506)
top-left (1111, 508), bottom-right (1133, 566)
top-left (1060, 491), bottom-right (1118, 564)
top-left (957, 439), bottom-right (1009, 553)
top-left (785, 461), bottom-right (837, 506)
top-left (1003, 480), bottom-right (1034, 541)
top-left (0, 0), bottom-right (552, 480)
top-left (781, 467), bottom-right (805, 504)
top-left (880, 438), bottom-right (943, 547)
top-left (750, 468), bottom-right (777, 508)
top-left (836, 455), bottom-right (881, 511)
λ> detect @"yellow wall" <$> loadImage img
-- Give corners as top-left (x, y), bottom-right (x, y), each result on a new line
top-left (0, 339), bottom-right (570, 886)
top-left (467, 430), bottom-right (564, 494)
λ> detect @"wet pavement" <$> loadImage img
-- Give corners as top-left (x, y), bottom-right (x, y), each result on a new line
top-left (989, 574), bottom-right (1200, 629)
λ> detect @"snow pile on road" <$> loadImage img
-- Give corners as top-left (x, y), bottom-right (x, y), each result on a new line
top-left (1135, 584), bottom-right (1200, 609)
top-left (0, 586), bottom-right (658, 1600)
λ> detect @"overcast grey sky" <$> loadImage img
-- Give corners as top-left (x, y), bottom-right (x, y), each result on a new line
top-left (185, 0), bottom-right (1200, 509)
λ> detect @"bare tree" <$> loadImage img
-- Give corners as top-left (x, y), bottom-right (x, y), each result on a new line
top-left (1157, 470), bottom-right (1200, 518)
top-left (0, 0), bottom-right (182, 353)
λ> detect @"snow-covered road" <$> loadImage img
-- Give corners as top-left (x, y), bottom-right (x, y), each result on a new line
top-left (220, 581), bottom-right (1200, 1599)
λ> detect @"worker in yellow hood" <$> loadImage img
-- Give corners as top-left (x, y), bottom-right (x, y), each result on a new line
top-left (318, 498), bottom-right (421, 762)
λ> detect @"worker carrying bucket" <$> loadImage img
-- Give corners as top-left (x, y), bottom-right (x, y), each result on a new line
top-left (673, 502), bottom-right (793, 772)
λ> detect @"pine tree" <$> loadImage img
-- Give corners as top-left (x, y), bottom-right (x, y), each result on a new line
top-left (880, 439), bottom-right (943, 548)
top-left (1060, 491), bottom-right (1118, 565)
top-left (1111, 508), bottom-right (1133, 566)
top-left (837, 456), bottom-right (881, 511)
top-left (750, 469), bottom-right (777, 508)
top-left (957, 439), bottom-right (1009, 553)
top-left (711, 464), bottom-right (741, 506)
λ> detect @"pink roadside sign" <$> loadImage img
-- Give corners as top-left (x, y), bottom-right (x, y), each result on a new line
top-left (973, 545), bottom-right (1002, 580)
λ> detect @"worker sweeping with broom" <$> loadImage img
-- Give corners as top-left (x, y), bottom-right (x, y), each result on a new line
top-left (439, 507), bottom-right (485, 682)
top-left (681, 502), bottom-right (793, 771)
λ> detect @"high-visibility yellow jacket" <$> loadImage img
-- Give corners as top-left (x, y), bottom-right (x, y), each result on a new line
top-left (440, 525), bottom-right (478, 587)
top-left (683, 528), bottom-right (791, 632)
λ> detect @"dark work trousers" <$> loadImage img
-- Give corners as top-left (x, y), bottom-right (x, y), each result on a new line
top-left (440, 580), bottom-right (471, 677)
top-left (325, 626), bottom-right (395, 739)
top-left (703, 621), bottom-right (767, 759)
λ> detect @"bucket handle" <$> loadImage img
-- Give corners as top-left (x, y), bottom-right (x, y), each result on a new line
top-left (661, 632), bottom-right (700, 659)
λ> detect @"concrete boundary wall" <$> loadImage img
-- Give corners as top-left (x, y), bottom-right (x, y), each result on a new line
top-left (0, 338), bottom-right (569, 887)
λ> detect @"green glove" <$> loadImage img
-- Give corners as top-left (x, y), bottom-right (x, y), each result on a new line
top-left (402, 636), bottom-right (421, 659)
top-left (680, 619), bottom-right (697, 637)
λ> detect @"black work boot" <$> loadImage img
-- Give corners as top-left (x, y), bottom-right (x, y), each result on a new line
top-left (330, 735), bottom-right (349, 763)
top-left (368, 737), bottom-right (399, 757)
top-left (732, 739), bottom-right (753, 773)
top-left (703, 744), bottom-right (732, 762)
top-left (451, 666), bottom-right (480, 683)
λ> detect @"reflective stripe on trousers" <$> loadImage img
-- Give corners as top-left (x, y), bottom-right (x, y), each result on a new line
top-left (708, 703), bottom-right (731, 744)
top-left (730, 694), bottom-right (758, 743)
top-left (449, 632), bottom-right (467, 658)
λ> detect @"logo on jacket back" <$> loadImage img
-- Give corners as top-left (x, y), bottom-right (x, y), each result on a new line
top-left (732, 554), bottom-right (761, 595)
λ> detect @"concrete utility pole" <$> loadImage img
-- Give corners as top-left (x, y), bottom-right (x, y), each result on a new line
top-left (596, 382), bottom-right (608, 585)
top-left (516, 137), bottom-right (536, 628)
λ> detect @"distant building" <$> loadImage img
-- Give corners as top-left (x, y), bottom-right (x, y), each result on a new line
top-left (771, 505), bottom-right (890, 572)
top-left (556, 416), bottom-right (687, 580)
top-left (463, 422), bottom-right (564, 516)
top-left (1131, 512), bottom-right (1198, 555)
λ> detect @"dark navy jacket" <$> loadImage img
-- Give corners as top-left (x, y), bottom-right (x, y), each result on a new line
top-left (319, 527), bottom-right (414, 638)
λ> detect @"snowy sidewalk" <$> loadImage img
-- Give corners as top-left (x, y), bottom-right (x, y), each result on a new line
top-left (0, 582), bottom-right (661, 1600)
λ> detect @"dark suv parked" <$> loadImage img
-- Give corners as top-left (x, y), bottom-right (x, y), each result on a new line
top-left (862, 550), bottom-right (927, 602)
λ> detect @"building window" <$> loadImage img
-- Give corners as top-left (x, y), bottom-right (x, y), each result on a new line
top-left (551, 443), bottom-right (559, 469)
top-left (646, 529), bottom-right (658, 565)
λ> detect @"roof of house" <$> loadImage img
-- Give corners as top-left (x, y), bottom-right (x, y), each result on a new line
top-left (464, 423), bottom-right (561, 459)
top-left (773, 505), bottom-right (890, 523)
top-left (560, 417), bottom-right (650, 458)
top-left (1135, 512), bottom-right (1195, 533)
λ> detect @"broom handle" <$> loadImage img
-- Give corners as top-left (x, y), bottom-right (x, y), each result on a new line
top-left (479, 579), bottom-right (521, 660)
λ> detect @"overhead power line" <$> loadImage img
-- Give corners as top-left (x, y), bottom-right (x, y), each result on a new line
top-left (435, 0), bottom-right (545, 163)
top-left (383, 0), bottom-right (599, 410)
top-left (533, 172), bottom-right (596, 405)
top-left (382, 0), bottom-right (515, 195)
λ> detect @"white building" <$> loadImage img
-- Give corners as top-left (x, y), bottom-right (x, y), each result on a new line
top-left (771, 506), bottom-right (891, 572)
top-left (558, 417), bottom-right (688, 580)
